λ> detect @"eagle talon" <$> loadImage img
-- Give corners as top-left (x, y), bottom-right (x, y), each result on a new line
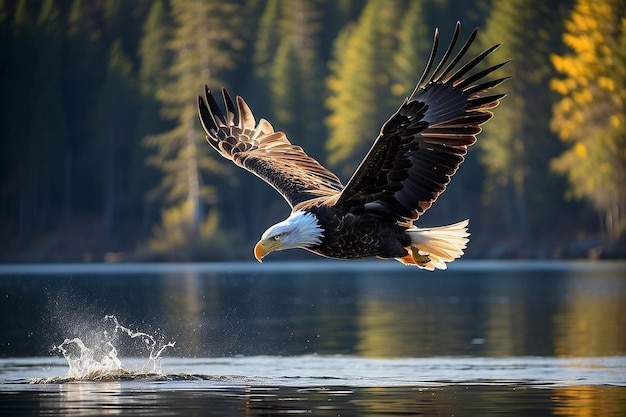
top-left (411, 247), bottom-right (431, 267)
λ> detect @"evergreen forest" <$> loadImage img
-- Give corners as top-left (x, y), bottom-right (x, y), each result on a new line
top-left (1, 0), bottom-right (625, 262)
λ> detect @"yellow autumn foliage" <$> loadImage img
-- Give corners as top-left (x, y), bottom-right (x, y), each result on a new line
top-left (148, 199), bottom-right (218, 253)
top-left (550, 0), bottom-right (626, 239)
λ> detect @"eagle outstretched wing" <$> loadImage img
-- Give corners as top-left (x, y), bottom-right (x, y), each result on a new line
top-left (335, 22), bottom-right (508, 221)
top-left (198, 87), bottom-right (344, 208)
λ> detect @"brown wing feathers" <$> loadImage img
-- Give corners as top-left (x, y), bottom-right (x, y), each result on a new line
top-left (198, 87), bottom-right (344, 208)
top-left (336, 22), bottom-right (507, 221)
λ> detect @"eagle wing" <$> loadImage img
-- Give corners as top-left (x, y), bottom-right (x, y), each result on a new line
top-left (335, 22), bottom-right (508, 221)
top-left (198, 87), bottom-right (344, 208)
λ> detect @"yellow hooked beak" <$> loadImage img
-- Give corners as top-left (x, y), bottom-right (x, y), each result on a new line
top-left (254, 238), bottom-right (282, 263)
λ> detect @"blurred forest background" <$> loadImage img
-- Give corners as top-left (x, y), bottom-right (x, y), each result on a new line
top-left (1, 0), bottom-right (625, 262)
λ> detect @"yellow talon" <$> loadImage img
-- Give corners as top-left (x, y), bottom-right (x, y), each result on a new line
top-left (411, 247), bottom-right (431, 267)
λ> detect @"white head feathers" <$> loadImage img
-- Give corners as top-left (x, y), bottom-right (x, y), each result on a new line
top-left (261, 210), bottom-right (324, 249)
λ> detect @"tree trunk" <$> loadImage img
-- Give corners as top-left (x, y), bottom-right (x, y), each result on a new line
top-left (104, 127), bottom-right (116, 237)
top-left (186, 114), bottom-right (201, 238)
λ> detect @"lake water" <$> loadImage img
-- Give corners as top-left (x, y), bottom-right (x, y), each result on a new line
top-left (1, 260), bottom-right (625, 416)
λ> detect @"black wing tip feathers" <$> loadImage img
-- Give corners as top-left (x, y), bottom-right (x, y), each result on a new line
top-left (410, 22), bottom-right (507, 103)
top-left (221, 87), bottom-right (239, 127)
top-left (198, 87), bottom-right (216, 136)
top-left (198, 85), bottom-right (237, 130)
top-left (199, 86), bottom-right (241, 150)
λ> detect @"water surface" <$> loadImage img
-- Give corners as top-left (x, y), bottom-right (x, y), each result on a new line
top-left (1, 260), bottom-right (625, 415)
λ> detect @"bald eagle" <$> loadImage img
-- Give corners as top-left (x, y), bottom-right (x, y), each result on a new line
top-left (198, 23), bottom-right (507, 270)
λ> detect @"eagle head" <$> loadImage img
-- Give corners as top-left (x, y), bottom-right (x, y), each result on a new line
top-left (254, 210), bottom-right (324, 262)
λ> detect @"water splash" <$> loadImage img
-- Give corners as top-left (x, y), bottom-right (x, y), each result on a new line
top-left (47, 315), bottom-right (175, 382)
top-left (56, 337), bottom-right (123, 379)
top-left (103, 315), bottom-right (175, 373)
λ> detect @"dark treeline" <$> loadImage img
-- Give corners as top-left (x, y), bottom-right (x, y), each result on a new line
top-left (1, 0), bottom-right (624, 262)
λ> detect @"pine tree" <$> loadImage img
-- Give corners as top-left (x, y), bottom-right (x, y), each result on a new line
top-left (478, 0), bottom-right (570, 245)
top-left (253, 0), bottom-right (280, 82)
top-left (0, 0), bottom-right (73, 240)
top-left (252, 0), bottom-right (325, 156)
top-left (0, 0), bottom-right (33, 238)
top-left (144, 0), bottom-right (243, 253)
top-left (0, 0), bottom-right (9, 69)
top-left (134, 0), bottom-right (172, 232)
top-left (325, 0), bottom-right (404, 176)
top-left (550, 0), bottom-right (626, 239)
top-left (31, 0), bottom-right (67, 231)
top-left (138, 0), bottom-right (171, 95)
top-left (0, 1), bottom-right (8, 213)
top-left (93, 38), bottom-right (138, 236)
top-left (390, 1), bottom-right (429, 98)
top-left (63, 0), bottom-right (107, 222)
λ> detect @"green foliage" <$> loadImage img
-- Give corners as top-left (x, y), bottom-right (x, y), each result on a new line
top-left (130, 0), bottom-right (172, 220)
top-left (253, 0), bottom-right (280, 81)
top-left (478, 0), bottom-right (570, 243)
top-left (254, 0), bottom-right (325, 154)
top-left (138, 0), bottom-right (171, 95)
top-left (325, 0), bottom-right (404, 175)
top-left (148, 199), bottom-right (219, 255)
top-left (391, 1), bottom-right (429, 97)
top-left (1, 0), bottom-right (624, 260)
top-left (550, 0), bottom-right (626, 239)
top-left (144, 0), bottom-right (243, 244)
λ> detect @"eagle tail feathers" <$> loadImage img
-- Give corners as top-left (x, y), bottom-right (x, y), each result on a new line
top-left (397, 220), bottom-right (469, 270)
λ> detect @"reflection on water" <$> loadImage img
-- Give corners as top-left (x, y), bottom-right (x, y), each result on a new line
top-left (553, 273), bottom-right (626, 357)
top-left (1, 379), bottom-right (625, 416)
top-left (552, 386), bottom-right (626, 417)
top-left (0, 261), bottom-right (625, 358)
top-left (57, 382), bottom-right (124, 416)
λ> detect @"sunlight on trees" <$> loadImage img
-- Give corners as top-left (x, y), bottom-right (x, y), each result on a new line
top-left (260, 0), bottom-right (324, 145)
top-left (550, 0), bottom-right (626, 239)
top-left (143, 0), bottom-right (243, 251)
top-left (478, 0), bottom-right (569, 245)
top-left (1, 0), bottom-right (624, 260)
top-left (391, 1), bottom-right (428, 97)
top-left (325, 0), bottom-right (414, 176)
top-left (148, 199), bottom-right (218, 254)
